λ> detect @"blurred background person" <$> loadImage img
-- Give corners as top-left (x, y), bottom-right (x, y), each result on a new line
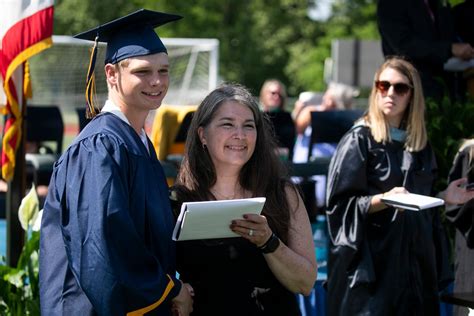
top-left (292, 82), bottom-right (359, 164)
top-left (377, 0), bottom-right (474, 102)
top-left (259, 78), bottom-right (287, 113)
top-left (445, 138), bottom-right (474, 316)
top-left (171, 83), bottom-right (317, 315)
top-left (259, 79), bottom-right (296, 161)
top-left (452, 0), bottom-right (474, 47)
top-left (291, 82), bottom-right (359, 213)
top-left (452, 0), bottom-right (474, 99)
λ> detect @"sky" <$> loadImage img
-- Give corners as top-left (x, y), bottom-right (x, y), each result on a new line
top-left (308, 0), bottom-right (333, 22)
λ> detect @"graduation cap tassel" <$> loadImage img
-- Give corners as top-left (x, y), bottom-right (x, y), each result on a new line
top-left (85, 36), bottom-right (99, 119)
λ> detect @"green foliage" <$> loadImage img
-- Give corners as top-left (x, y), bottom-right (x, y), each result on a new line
top-left (449, 0), bottom-right (465, 6)
top-left (0, 187), bottom-right (41, 315)
top-left (53, 0), bottom-right (142, 35)
top-left (52, 0), bottom-right (379, 95)
top-left (425, 96), bottom-right (474, 192)
top-left (276, 0), bottom-right (379, 94)
top-left (0, 232), bottom-right (41, 316)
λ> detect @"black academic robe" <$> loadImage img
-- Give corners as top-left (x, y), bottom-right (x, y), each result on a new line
top-left (446, 143), bottom-right (474, 316)
top-left (326, 125), bottom-right (450, 316)
top-left (39, 113), bottom-right (181, 316)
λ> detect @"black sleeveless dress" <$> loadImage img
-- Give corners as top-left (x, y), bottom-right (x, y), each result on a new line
top-left (175, 224), bottom-right (300, 315)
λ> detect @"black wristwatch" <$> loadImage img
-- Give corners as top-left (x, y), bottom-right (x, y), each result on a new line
top-left (259, 233), bottom-right (280, 254)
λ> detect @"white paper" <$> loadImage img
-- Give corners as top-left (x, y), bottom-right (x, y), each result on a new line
top-left (381, 193), bottom-right (444, 211)
top-left (172, 197), bottom-right (266, 241)
top-left (443, 57), bottom-right (474, 72)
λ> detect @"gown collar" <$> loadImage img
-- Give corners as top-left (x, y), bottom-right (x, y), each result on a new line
top-left (101, 100), bottom-right (149, 153)
top-left (389, 126), bottom-right (407, 143)
top-left (354, 120), bottom-right (407, 143)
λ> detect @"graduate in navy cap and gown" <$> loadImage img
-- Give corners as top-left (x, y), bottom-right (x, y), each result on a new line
top-left (39, 9), bottom-right (193, 316)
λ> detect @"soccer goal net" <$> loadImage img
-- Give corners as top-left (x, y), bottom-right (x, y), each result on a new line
top-left (28, 35), bottom-right (219, 109)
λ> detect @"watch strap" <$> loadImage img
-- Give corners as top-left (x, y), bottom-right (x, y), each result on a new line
top-left (259, 233), bottom-right (280, 254)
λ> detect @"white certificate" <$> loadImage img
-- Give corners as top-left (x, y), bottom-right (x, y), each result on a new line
top-left (172, 197), bottom-right (266, 241)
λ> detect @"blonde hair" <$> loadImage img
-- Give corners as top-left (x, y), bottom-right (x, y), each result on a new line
top-left (365, 57), bottom-right (427, 152)
top-left (117, 59), bottom-right (130, 68)
top-left (459, 138), bottom-right (474, 165)
top-left (259, 79), bottom-right (287, 110)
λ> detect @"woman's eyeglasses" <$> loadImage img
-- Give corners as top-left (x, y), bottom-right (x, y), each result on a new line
top-left (375, 80), bottom-right (412, 95)
top-left (269, 91), bottom-right (282, 98)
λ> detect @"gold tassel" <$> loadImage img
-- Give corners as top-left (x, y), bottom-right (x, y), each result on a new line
top-left (24, 61), bottom-right (32, 99)
top-left (85, 36), bottom-right (99, 119)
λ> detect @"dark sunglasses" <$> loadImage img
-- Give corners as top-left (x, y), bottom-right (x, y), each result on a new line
top-left (375, 80), bottom-right (412, 95)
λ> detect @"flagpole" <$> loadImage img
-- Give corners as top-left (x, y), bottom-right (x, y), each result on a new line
top-left (6, 87), bottom-right (26, 267)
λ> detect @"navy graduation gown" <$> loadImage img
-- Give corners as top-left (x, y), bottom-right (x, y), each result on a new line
top-left (39, 113), bottom-right (181, 315)
top-left (325, 125), bottom-right (451, 316)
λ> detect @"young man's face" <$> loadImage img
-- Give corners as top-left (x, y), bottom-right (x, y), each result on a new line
top-left (109, 52), bottom-right (170, 112)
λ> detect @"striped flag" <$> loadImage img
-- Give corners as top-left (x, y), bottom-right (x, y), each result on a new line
top-left (0, 0), bottom-right (54, 181)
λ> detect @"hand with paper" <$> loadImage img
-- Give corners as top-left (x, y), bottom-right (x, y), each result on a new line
top-left (381, 192), bottom-right (444, 211)
top-left (230, 210), bottom-right (275, 249)
top-left (172, 197), bottom-right (266, 241)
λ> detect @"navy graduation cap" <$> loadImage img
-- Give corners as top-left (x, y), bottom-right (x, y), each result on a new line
top-left (74, 9), bottom-right (182, 117)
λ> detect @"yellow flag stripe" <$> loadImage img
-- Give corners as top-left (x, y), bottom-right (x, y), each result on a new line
top-left (1, 37), bottom-right (52, 181)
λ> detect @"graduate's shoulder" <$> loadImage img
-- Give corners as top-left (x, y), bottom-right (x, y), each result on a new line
top-left (341, 120), bottom-right (370, 142)
top-left (64, 113), bottom-right (140, 157)
top-left (81, 113), bottom-right (138, 143)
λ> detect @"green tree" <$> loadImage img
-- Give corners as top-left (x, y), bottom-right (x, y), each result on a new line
top-left (53, 0), bottom-right (380, 95)
top-left (139, 0), bottom-right (322, 95)
top-left (286, 0), bottom-right (379, 94)
top-left (53, 0), bottom-right (141, 35)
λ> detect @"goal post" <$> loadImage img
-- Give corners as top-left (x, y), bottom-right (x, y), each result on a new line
top-left (28, 35), bottom-right (219, 109)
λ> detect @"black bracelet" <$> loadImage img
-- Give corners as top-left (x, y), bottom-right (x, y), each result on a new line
top-left (259, 233), bottom-right (280, 254)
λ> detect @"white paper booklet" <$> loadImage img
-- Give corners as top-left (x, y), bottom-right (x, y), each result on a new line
top-left (381, 193), bottom-right (444, 211)
top-left (172, 197), bottom-right (266, 241)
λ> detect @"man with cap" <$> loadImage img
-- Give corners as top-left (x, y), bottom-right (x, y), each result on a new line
top-left (39, 9), bottom-right (193, 315)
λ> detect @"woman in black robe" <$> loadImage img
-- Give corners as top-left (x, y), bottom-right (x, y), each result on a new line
top-left (325, 57), bottom-right (452, 315)
top-left (445, 139), bottom-right (474, 316)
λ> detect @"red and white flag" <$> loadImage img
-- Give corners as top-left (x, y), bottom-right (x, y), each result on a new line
top-left (0, 0), bottom-right (54, 181)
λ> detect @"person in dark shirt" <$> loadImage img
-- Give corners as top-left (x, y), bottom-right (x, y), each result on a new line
top-left (452, 0), bottom-right (474, 99)
top-left (171, 83), bottom-right (317, 315)
top-left (377, 0), bottom-right (474, 101)
top-left (445, 139), bottom-right (474, 316)
top-left (39, 9), bottom-right (193, 315)
top-left (452, 0), bottom-right (474, 47)
top-left (259, 79), bottom-right (296, 161)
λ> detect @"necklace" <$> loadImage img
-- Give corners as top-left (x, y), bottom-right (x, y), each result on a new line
top-left (210, 189), bottom-right (236, 200)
